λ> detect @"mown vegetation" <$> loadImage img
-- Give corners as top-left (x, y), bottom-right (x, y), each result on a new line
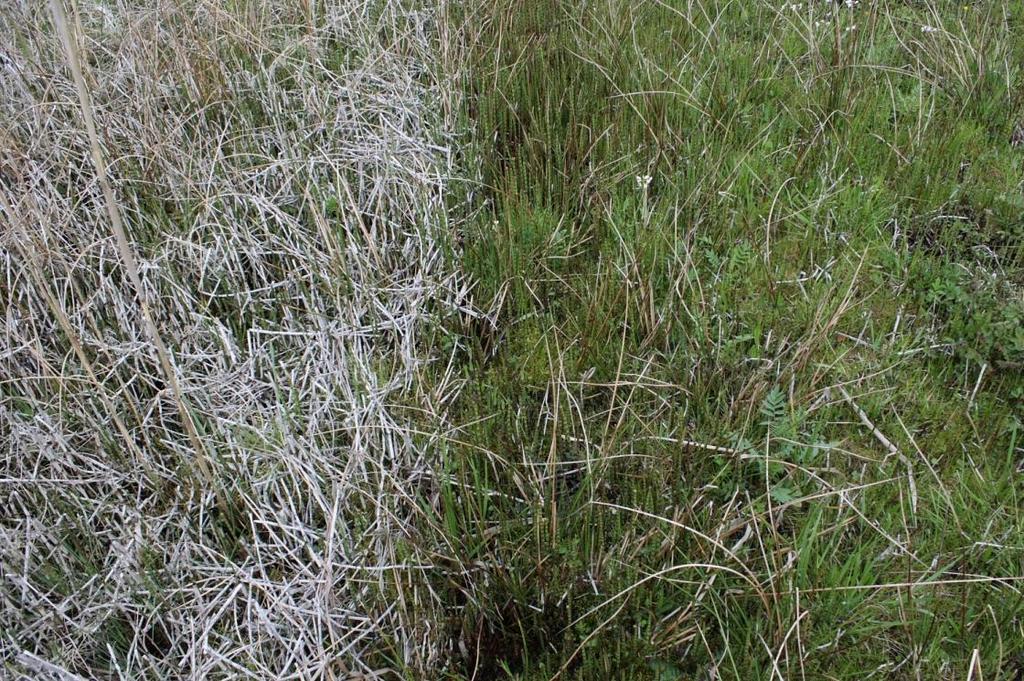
top-left (2, 0), bottom-right (1023, 679)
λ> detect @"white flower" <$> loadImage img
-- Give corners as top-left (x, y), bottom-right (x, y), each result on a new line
top-left (921, 24), bottom-right (938, 33)
top-left (635, 174), bottom-right (652, 190)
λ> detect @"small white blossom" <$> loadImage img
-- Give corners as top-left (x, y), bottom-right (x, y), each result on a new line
top-left (921, 24), bottom-right (938, 33)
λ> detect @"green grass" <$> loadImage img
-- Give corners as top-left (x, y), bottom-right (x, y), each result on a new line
top-left (420, 0), bottom-right (1024, 677)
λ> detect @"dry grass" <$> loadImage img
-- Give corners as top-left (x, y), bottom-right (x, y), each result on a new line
top-left (1, 0), bottom-right (473, 677)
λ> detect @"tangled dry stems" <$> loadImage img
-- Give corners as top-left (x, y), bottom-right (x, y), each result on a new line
top-left (1, 0), bottom-right (474, 676)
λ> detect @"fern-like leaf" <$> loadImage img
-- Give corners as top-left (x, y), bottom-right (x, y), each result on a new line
top-left (759, 386), bottom-right (787, 429)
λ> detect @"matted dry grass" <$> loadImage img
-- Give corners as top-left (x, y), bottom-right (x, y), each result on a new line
top-left (1, 1), bottom-right (473, 677)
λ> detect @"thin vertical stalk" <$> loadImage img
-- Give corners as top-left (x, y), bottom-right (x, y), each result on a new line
top-left (47, 0), bottom-right (213, 484)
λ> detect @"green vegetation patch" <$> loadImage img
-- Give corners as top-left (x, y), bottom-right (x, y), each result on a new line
top-left (418, 0), bottom-right (1024, 677)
